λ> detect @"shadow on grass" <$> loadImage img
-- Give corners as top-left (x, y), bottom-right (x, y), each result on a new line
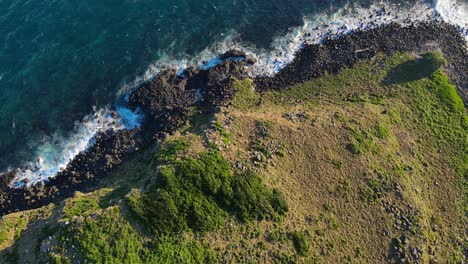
top-left (384, 51), bottom-right (447, 85)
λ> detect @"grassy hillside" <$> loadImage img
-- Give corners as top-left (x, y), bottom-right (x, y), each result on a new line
top-left (0, 52), bottom-right (466, 263)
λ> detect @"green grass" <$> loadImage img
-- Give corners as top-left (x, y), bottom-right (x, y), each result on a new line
top-left (348, 128), bottom-right (378, 155)
top-left (290, 231), bottom-right (309, 256)
top-left (56, 207), bottom-right (215, 264)
top-left (0, 215), bottom-right (30, 245)
top-left (99, 185), bottom-right (131, 208)
top-left (373, 124), bottom-right (390, 139)
top-left (0, 221), bottom-right (14, 245)
top-left (155, 138), bottom-right (190, 162)
top-left (232, 79), bottom-right (260, 109)
top-left (5, 51), bottom-right (467, 263)
top-left (429, 71), bottom-right (464, 113)
top-left (63, 195), bottom-right (100, 219)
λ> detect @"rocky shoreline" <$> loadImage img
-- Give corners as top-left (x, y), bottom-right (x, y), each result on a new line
top-left (0, 21), bottom-right (466, 216)
top-left (256, 21), bottom-right (467, 101)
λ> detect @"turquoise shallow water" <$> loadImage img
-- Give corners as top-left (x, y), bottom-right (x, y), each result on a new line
top-left (0, 0), bottom-right (466, 173)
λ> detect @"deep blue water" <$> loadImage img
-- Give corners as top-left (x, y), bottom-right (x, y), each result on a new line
top-left (0, 0), bottom-right (466, 175)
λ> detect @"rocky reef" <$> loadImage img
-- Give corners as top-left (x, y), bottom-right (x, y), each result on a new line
top-left (0, 21), bottom-right (466, 215)
top-left (256, 21), bottom-right (468, 102)
top-left (0, 52), bottom-right (251, 215)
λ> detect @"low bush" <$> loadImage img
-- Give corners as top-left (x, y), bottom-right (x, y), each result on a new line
top-left (290, 231), bottom-right (309, 256)
top-left (63, 196), bottom-right (100, 219)
top-left (128, 150), bottom-right (287, 234)
top-left (155, 138), bottom-right (190, 162)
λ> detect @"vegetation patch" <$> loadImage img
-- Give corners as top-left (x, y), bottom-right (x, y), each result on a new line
top-left (290, 231), bottom-right (310, 256)
top-left (373, 124), bottom-right (390, 139)
top-left (213, 121), bottom-right (232, 145)
top-left (128, 151), bottom-right (287, 234)
top-left (347, 128), bottom-right (378, 155)
top-left (54, 207), bottom-right (214, 264)
top-left (385, 51), bottom-right (447, 84)
top-left (360, 178), bottom-right (383, 204)
top-left (155, 138), bottom-right (190, 162)
top-left (63, 194), bottom-right (101, 219)
top-left (0, 214), bottom-right (29, 246)
top-left (232, 79), bottom-right (260, 109)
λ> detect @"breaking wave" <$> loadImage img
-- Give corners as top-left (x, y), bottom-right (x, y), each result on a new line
top-left (9, 0), bottom-right (467, 187)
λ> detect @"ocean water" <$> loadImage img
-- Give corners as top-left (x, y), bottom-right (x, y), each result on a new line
top-left (0, 0), bottom-right (467, 186)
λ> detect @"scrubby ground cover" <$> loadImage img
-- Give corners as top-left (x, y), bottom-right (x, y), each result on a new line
top-left (0, 51), bottom-right (466, 263)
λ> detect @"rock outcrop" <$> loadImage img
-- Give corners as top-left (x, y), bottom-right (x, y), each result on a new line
top-left (1, 21), bottom-right (466, 215)
top-left (255, 21), bottom-right (468, 103)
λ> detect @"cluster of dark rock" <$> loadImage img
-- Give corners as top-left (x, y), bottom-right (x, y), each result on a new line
top-left (389, 235), bottom-right (423, 264)
top-left (0, 21), bottom-right (466, 215)
top-left (0, 53), bottom-right (251, 215)
top-left (256, 21), bottom-right (468, 103)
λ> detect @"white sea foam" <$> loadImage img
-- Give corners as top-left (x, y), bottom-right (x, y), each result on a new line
top-left (126, 1), bottom-right (447, 80)
top-left (10, 0), bottom-right (467, 187)
top-left (11, 107), bottom-right (142, 188)
top-left (435, 0), bottom-right (468, 41)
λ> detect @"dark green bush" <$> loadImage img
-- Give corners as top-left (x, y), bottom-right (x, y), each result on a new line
top-left (128, 151), bottom-right (287, 235)
top-left (271, 188), bottom-right (289, 215)
top-left (230, 171), bottom-right (285, 222)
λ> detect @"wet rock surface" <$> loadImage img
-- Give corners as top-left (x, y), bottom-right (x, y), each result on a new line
top-left (0, 52), bottom-right (250, 215)
top-left (1, 21), bottom-right (466, 215)
top-left (255, 21), bottom-right (468, 103)
top-left (0, 128), bottom-right (143, 215)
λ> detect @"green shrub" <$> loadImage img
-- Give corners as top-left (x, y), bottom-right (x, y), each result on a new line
top-left (63, 196), bottom-right (100, 219)
top-left (230, 171), bottom-right (286, 222)
top-left (271, 188), bottom-right (289, 215)
top-left (144, 236), bottom-right (215, 263)
top-left (156, 138), bottom-right (190, 162)
top-left (128, 151), bottom-right (287, 234)
top-left (290, 231), bottom-right (309, 256)
top-left (61, 207), bottom-right (146, 264)
top-left (385, 51), bottom-right (447, 84)
top-left (56, 207), bottom-right (215, 264)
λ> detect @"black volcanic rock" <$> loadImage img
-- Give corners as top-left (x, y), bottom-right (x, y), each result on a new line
top-left (0, 128), bottom-right (144, 215)
top-left (129, 57), bottom-right (249, 120)
top-left (0, 170), bottom-right (17, 190)
top-left (1, 22), bottom-right (466, 216)
top-left (255, 22), bottom-right (468, 104)
top-left (129, 69), bottom-right (198, 119)
top-left (219, 49), bottom-right (247, 60)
